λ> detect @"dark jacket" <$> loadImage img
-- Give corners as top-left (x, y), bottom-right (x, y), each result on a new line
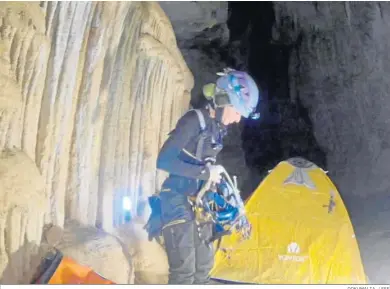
top-left (156, 108), bottom-right (227, 225)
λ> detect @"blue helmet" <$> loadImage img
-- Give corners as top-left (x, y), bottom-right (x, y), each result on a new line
top-left (216, 68), bottom-right (260, 119)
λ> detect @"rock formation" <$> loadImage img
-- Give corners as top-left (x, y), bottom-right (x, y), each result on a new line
top-left (273, 2), bottom-right (390, 199)
top-left (56, 220), bottom-right (134, 284)
top-left (114, 221), bottom-right (169, 284)
top-left (0, 1), bottom-right (193, 282)
top-left (0, 149), bottom-right (47, 283)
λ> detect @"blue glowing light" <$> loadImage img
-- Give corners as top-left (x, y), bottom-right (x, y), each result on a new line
top-left (123, 196), bottom-right (132, 211)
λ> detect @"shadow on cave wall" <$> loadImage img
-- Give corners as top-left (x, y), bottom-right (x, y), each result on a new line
top-left (228, 1), bottom-right (327, 197)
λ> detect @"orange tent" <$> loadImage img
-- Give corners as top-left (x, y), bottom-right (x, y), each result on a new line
top-left (33, 250), bottom-right (115, 284)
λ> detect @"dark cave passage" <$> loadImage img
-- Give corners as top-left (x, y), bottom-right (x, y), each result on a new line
top-left (184, 1), bottom-right (328, 199)
top-left (227, 1), bottom-right (327, 194)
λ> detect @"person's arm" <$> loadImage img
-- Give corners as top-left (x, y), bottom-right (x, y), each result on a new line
top-left (156, 111), bottom-right (210, 180)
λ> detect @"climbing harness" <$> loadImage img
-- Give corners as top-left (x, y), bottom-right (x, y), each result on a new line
top-left (144, 109), bottom-right (210, 244)
top-left (145, 108), bottom-right (251, 252)
top-left (191, 109), bottom-right (208, 160)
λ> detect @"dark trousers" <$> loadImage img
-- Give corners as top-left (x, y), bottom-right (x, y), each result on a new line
top-left (162, 220), bottom-right (214, 284)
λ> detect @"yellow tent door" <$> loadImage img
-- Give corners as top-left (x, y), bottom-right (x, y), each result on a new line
top-left (210, 157), bottom-right (367, 284)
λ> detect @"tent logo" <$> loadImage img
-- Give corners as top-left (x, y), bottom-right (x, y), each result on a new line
top-left (287, 242), bottom-right (300, 254)
top-left (278, 242), bottom-right (308, 263)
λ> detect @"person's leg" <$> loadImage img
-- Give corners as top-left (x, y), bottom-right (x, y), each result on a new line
top-left (194, 222), bottom-right (215, 284)
top-left (162, 221), bottom-right (196, 284)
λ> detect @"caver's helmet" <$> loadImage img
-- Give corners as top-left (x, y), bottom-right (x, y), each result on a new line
top-left (202, 68), bottom-right (260, 119)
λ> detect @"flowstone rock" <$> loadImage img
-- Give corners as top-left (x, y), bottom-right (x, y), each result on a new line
top-left (0, 1), bottom-right (193, 283)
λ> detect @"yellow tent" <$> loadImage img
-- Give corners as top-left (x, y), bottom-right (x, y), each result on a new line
top-left (210, 157), bottom-right (367, 284)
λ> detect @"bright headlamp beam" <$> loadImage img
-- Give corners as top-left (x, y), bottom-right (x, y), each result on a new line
top-left (123, 196), bottom-right (131, 211)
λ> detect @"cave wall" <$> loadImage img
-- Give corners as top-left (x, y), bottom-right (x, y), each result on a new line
top-left (0, 1), bottom-right (193, 282)
top-left (273, 2), bottom-right (390, 198)
top-left (222, 2), bottom-right (327, 199)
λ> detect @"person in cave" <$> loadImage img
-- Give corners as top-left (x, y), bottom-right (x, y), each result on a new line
top-left (146, 68), bottom-right (260, 284)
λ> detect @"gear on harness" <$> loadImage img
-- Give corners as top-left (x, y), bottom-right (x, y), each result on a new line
top-left (188, 167), bottom-right (252, 245)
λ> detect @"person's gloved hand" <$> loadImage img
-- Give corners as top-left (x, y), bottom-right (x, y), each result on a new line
top-left (207, 164), bottom-right (225, 184)
top-left (143, 195), bottom-right (163, 242)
